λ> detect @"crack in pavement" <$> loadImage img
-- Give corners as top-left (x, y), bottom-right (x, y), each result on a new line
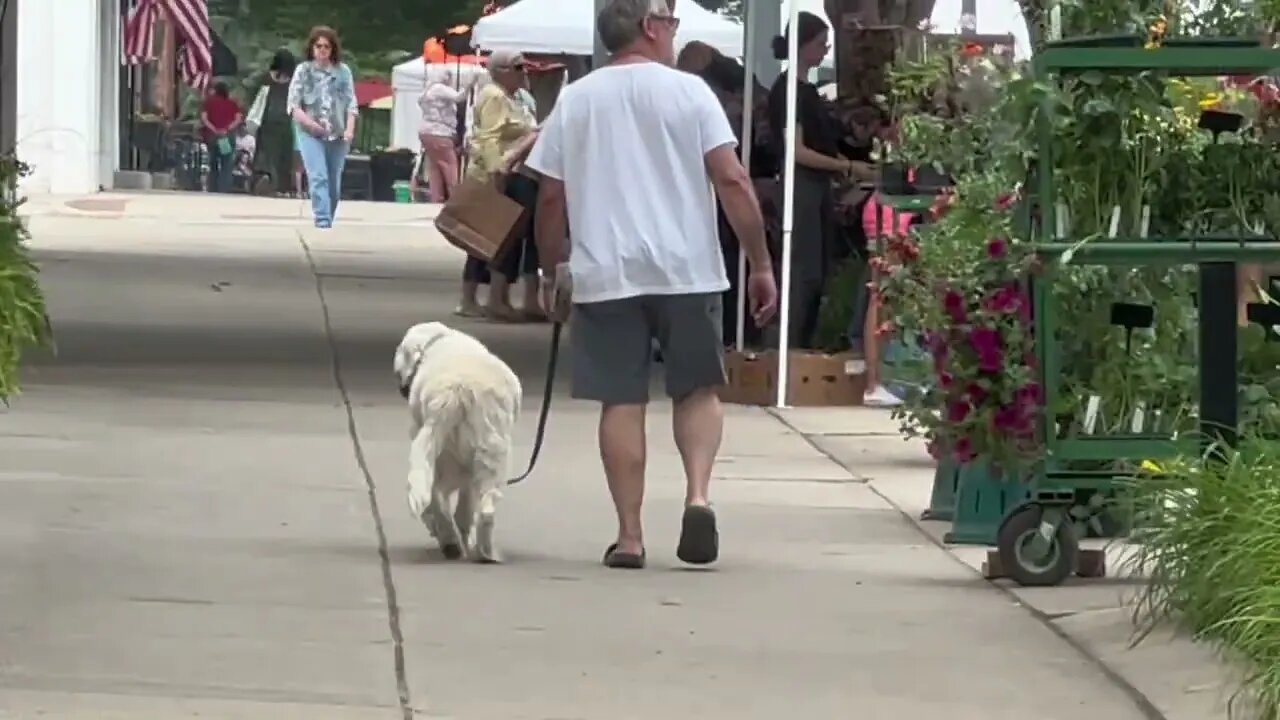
top-left (296, 231), bottom-right (414, 720)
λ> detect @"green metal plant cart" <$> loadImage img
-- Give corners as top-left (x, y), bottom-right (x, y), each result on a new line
top-left (998, 44), bottom-right (1280, 587)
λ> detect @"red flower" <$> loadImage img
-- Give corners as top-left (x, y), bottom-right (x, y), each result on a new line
top-left (993, 404), bottom-right (1025, 433)
top-left (938, 372), bottom-right (955, 389)
top-left (994, 192), bottom-right (1018, 212)
top-left (943, 289), bottom-right (967, 323)
top-left (947, 399), bottom-right (971, 423)
top-left (953, 437), bottom-right (976, 463)
top-left (983, 285), bottom-right (1022, 315)
top-left (969, 326), bottom-right (1001, 355)
top-left (986, 238), bottom-right (1009, 260)
top-left (966, 382), bottom-right (988, 404)
top-left (970, 326), bottom-right (1004, 373)
top-left (960, 42), bottom-right (984, 58)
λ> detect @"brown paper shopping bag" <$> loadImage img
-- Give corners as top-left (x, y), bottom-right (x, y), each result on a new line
top-left (434, 176), bottom-right (528, 263)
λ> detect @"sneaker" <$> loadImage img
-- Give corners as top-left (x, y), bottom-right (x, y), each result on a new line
top-left (863, 384), bottom-right (904, 408)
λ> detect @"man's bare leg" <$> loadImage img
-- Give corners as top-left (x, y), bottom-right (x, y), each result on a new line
top-left (673, 387), bottom-right (722, 506)
top-left (600, 403), bottom-right (647, 555)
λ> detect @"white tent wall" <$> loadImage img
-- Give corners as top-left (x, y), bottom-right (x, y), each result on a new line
top-left (475, 0), bottom-right (744, 58)
top-left (389, 57), bottom-right (490, 150)
top-left (928, 0), bottom-right (1033, 59)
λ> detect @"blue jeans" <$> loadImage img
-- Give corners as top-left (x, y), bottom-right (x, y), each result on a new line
top-left (206, 139), bottom-right (234, 193)
top-left (296, 133), bottom-right (349, 226)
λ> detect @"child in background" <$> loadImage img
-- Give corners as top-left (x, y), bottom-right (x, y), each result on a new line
top-left (855, 191), bottom-right (919, 408)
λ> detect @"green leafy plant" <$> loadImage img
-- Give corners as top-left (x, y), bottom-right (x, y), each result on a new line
top-left (1124, 432), bottom-right (1280, 718)
top-left (0, 154), bottom-right (52, 402)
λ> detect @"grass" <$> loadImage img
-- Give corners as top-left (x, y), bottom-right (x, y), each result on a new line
top-left (1124, 434), bottom-right (1280, 718)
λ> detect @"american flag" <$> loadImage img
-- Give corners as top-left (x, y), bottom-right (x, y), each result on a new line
top-left (123, 0), bottom-right (212, 90)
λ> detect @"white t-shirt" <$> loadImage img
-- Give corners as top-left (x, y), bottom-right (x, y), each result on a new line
top-left (525, 62), bottom-right (737, 304)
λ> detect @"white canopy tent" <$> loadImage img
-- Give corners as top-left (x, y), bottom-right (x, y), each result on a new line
top-left (928, 0), bottom-right (1033, 60)
top-left (388, 57), bottom-right (491, 150)
top-left (473, 0), bottom-right (746, 58)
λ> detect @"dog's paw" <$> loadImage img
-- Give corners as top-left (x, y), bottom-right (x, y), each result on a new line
top-left (471, 542), bottom-right (502, 564)
top-left (441, 542), bottom-right (464, 560)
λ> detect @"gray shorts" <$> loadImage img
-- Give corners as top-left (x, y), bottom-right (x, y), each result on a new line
top-left (570, 293), bottom-right (725, 404)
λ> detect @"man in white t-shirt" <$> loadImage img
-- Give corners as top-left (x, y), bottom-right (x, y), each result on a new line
top-left (525, 0), bottom-right (777, 570)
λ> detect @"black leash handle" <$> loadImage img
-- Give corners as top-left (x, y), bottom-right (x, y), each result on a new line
top-left (507, 320), bottom-right (563, 485)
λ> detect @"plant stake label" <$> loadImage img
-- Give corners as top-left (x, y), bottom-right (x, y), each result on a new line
top-left (1049, 5), bottom-right (1062, 41)
top-left (1108, 205), bottom-right (1122, 238)
top-left (1140, 205), bottom-right (1151, 238)
top-left (1131, 402), bottom-right (1146, 433)
top-left (1055, 201), bottom-right (1069, 239)
top-left (1083, 395), bottom-right (1101, 434)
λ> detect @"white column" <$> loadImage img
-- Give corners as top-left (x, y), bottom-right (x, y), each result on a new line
top-left (97, 0), bottom-right (121, 189)
top-left (16, 0), bottom-right (103, 194)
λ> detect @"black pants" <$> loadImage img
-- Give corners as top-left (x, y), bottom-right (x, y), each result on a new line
top-left (782, 168), bottom-right (833, 350)
top-left (460, 174), bottom-right (539, 284)
top-left (718, 203), bottom-right (765, 349)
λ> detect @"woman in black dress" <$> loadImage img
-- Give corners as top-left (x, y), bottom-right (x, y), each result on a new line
top-left (251, 49), bottom-right (298, 196)
top-left (766, 11), bottom-right (857, 350)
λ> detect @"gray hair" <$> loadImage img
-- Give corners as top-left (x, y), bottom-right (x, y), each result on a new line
top-left (597, 0), bottom-right (670, 54)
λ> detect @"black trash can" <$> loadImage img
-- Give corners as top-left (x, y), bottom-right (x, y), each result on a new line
top-left (369, 149), bottom-right (417, 203)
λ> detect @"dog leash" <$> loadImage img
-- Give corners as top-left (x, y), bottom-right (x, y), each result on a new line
top-left (507, 320), bottom-right (563, 485)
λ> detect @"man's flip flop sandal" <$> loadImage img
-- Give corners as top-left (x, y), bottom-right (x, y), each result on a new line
top-left (602, 543), bottom-right (646, 569)
top-left (676, 505), bottom-right (719, 565)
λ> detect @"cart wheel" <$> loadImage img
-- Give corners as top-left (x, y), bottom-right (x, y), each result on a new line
top-left (997, 504), bottom-right (1079, 587)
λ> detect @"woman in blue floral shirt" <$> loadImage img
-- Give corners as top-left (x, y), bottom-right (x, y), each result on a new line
top-left (287, 26), bottom-right (358, 229)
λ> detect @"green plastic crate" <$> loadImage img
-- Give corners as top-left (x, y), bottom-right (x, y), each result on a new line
top-left (921, 458), bottom-right (960, 522)
top-left (944, 461), bottom-right (1029, 546)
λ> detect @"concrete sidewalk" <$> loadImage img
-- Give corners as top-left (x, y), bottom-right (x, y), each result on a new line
top-left (2, 194), bottom-right (1164, 718)
top-left (781, 407), bottom-right (1248, 720)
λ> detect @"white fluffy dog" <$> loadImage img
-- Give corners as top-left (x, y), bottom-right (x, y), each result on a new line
top-left (394, 322), bottom-right (522, 563)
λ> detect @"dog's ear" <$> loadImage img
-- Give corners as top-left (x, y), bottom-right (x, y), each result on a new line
top-left (393, 342), bottom-right (417, 382)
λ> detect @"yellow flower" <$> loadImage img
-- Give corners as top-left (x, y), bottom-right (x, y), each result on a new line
top-left (1199, 92), bottom-right (1224, 110)
top-left (1140, 460), bottom-right (1165, 474)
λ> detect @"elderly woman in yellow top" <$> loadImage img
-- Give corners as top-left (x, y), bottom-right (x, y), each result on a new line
top-left (456, 49), bottom-right (544, 322)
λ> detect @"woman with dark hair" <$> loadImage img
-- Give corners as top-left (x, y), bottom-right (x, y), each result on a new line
top-left (200, 81), bottom-right (242, 193)
top-left (250, 48), bottom-right (298, 196)
top-left (287, 26), bottom-right (358, 229)
top-left (766, 11), bottom-right (854, 350)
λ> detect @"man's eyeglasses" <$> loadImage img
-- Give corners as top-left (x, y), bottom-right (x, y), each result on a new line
top-left (648, 13), bottom-right (680, 30)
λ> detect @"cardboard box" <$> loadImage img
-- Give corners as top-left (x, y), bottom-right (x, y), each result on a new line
top-left (721, 349), bottom-right (868, 407)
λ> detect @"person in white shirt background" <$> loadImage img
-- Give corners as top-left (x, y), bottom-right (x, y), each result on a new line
top-left (526, 0), bottom-right (778, 569)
